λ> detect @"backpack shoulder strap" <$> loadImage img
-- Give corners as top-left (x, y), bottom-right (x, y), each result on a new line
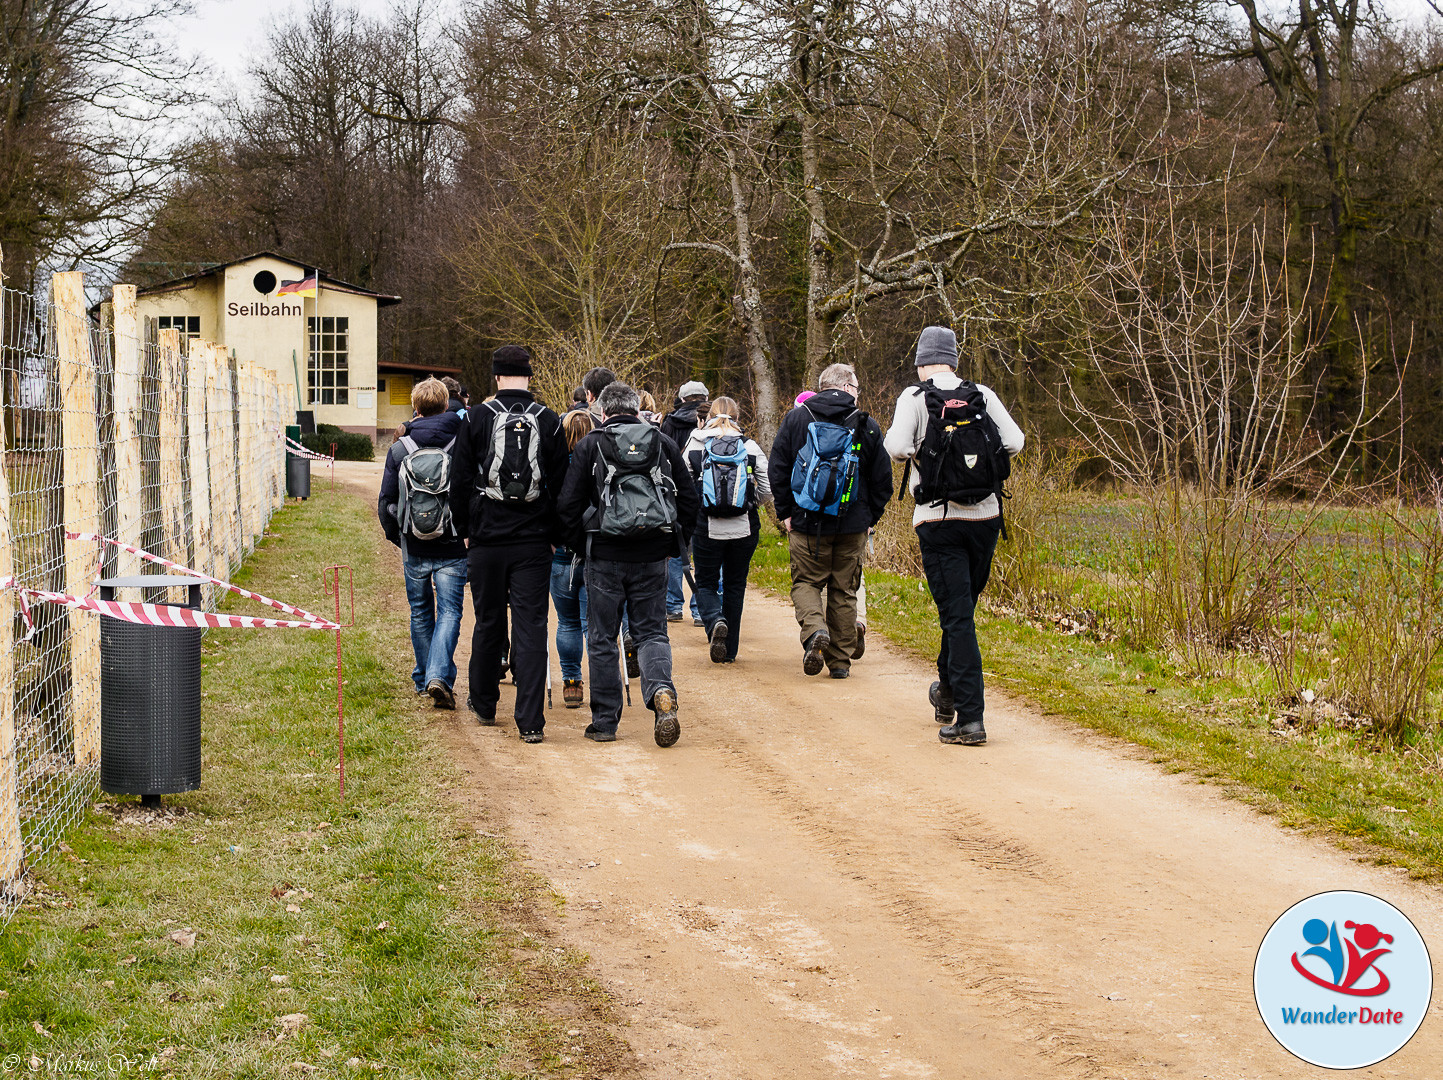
top-left (483, 399), bottom-right (505, 416)
top-left (441, 437), bottom-right (456, 453)
top-left (524, 401), bottom-right (543, 417)
top-left (398, 435), bottom-right (418, 455)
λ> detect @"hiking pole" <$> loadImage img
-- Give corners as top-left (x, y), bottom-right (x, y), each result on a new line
top-left (681, 541), bottom-right (699, 594)
top-left (546, 628), bottom-right (553, 710)
top-left (619, 631), bottom-right (631, 707)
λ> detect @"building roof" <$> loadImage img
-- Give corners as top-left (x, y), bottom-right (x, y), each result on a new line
top-left (134, 252), bottom-right (402, 308)
top-left (378, 361), bottom-right (463, 376)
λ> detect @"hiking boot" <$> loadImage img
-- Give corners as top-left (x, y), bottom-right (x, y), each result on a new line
top-left (624, 635), bottom-right (640, 680)
top-left (802, 629), bottom-right (830, 676)
top-left (667, 610), bottom-right (683, 623)
top-left (709, 620), bottom-right (729, 664)
top-left (929, 680), bottom-right (954, 724)
top-left (693, 617), bottom-right (705, 628)
top-left (584, 724), bottom-right (616, 743)
top-left (520, 730), bottom-right (544, 744)
top-left (467, 696), bottom-right (496, 726)
top-left (562, 679), bottom-right (584, 709)
top-left (853, 621), bottom-right (867, 659)
top-left (829, 667), bottom-right (850, 679)
top-left (652, 687), bottom-right (680, 748)
top-left (498, 652), bottom-right (510, 681)
top-left (427, 679), bottom-right (455, 710)
top-left (939, 719), bottom-right (986, 745)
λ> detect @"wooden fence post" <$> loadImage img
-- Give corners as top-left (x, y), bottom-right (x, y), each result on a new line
top-left (158, 328), bottom-right (185, 564)
top-left (110, 286), bottom-right (143, 578)
top-left (212, 346), bottom-right (238, 578)
top-left (187, 339), bottom-right (213, 589)
top-left (0, 248), bottom-right (24, 889)
top-left (53, 271), bottom-right (100, 767)
top-left (237, 362), bottom-right (255, 551)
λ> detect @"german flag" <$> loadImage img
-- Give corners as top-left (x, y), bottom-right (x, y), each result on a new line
top-left (277, 272), bottom-right (318, 298)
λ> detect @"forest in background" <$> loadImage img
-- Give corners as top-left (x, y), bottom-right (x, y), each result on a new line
top-left (6, 0), bottom-right (1443, 473)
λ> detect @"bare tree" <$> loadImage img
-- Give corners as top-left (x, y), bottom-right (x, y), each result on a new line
top-left (0, 0), bottom-right (197, 287)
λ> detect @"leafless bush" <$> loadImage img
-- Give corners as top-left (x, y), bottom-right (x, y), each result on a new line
top-left (1323, 490), bottom-right (1443, 742)
top-left (990, 449), bottom-right (1085, 617)
top-left (1060, 198), bottom-right (1395, 665)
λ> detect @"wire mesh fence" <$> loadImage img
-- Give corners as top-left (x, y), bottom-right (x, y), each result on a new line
top-left (0, 274), bottom-right (291, 924)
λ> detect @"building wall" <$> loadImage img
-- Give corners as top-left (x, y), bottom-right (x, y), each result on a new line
top-left (135, 256), bottom-right (382, 437)
top-left (376, 372), bottom-right (415, 431)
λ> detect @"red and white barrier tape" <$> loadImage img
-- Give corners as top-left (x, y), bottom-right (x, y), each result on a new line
top-left (0, 533), bottom-right (340, 635)
top-left (283, 434), bottom-right (333, 462)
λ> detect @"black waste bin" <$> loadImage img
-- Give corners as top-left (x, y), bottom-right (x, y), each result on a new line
top-left (98, 575), bottom-right (205, 807)
top-left (287, 453), bottom-right (311, 499)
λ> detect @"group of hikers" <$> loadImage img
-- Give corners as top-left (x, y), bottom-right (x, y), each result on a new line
top-left (378, 324), bottom-right (1025, 748)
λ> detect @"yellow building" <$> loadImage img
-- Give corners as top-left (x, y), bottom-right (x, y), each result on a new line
top-left (134, 252), bottom-right (459, 440)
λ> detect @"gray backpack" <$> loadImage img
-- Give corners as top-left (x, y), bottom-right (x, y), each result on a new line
top-left (481, 400), bottom-right (544, 503)
top-left (396, 435), bottom-right (456, 541)
top-left (587, 422), bottom-right (679, 541)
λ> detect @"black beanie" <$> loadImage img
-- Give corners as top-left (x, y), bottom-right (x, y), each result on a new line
top-left (492, 345), bottom-right (533, 377)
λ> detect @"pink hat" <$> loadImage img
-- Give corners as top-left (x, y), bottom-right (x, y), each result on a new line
top-left (794, 390), bottom-right (817, 407)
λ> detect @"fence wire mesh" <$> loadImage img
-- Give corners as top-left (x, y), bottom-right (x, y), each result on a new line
top-left (0, 280), bottom-right (290, 924)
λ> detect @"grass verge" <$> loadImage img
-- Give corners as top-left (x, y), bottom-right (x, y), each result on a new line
top-left (1, 488), bottom-right (626, 1078)
top-left (752, 524), bottom-right (1443, 880)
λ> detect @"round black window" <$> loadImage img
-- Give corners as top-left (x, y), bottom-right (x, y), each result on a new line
top-left (253, 270), bottom-right (277, 294)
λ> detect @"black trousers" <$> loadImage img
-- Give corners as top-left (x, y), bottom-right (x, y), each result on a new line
top-left (917, 518), bottom-right (1001, 724)
top-left (584, 558), bottom-right (672, 734)
top-left (468, 542), bottom-right (551, 733)
top-left (692, 529), bottom-right (759, 661)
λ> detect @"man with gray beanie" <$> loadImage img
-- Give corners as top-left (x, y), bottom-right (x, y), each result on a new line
top-left (884, 326), bottom-right (1024, 745)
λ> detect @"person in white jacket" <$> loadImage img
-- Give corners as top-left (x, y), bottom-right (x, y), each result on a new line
top-left (684, 397), bottom-right (773, 663)
top-left (884, 326), bottom-right (1024, 745)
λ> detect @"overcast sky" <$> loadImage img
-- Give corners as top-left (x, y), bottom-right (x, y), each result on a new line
top-left (176, 0), bottom-right (1440, 80)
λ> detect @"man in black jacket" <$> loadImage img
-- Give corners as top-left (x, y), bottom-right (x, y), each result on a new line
top-left (378, 378), bottom-right (468, 709)
top-left (449, 345), bottom-right (570, 743)
top-left (556, 382), bottom-right (701, 747)
top-left (768, 362), bottom-right (891, 679)
top-left (660, 380), bottom-right (708, 622)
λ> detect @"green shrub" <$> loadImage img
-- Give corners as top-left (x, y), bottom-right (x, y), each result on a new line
top-left (300, 429), bottom-right (374, 460)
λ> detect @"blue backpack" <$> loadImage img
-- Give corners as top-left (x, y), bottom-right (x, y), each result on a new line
top-left (790, 407), bottom-right (864, 516)
top-left (699, 433), bottom-right (754, 517)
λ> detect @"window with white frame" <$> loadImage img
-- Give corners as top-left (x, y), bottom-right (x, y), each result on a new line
top-left (307, 316), bottom-right (349, 406)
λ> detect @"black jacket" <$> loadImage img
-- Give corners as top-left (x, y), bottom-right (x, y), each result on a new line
top-left (378, 410), bottom-right (468, 559)
top-left (768, 388), bottom-right (891, 536)
top-left (556, 414), bottom-right (701, 563)
top-left (448, 389), bottom-right (569, 548)
top-left (660, 397), bottom-right (704, 448)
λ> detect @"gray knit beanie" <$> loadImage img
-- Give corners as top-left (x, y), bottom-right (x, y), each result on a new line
top-left (914, 326), bottom-right (959, 369)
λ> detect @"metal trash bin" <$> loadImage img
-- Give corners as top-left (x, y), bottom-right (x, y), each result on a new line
top-left (98, 575), bottom-right (205, 807)
top-left (286, 453), bottom-right (311, 499)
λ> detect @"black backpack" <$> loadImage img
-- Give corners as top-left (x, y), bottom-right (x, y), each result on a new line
top-left (586, 422), bottom-right (679, 543)
top-left (479, 400), bottom-right (545, 503)
top-left (901, 380), bottom-right (1010, 510)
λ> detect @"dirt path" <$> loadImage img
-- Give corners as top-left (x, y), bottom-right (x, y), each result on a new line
top-left (337, 462), bottom-right (1443, 1079)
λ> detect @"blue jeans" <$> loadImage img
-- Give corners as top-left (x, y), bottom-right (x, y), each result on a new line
top-left (403, 555), bottom-right (467, 692)
top-left (551, 555), bottom-right (588, 681)
top-left (667, 555), bottom-right (703, 618)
